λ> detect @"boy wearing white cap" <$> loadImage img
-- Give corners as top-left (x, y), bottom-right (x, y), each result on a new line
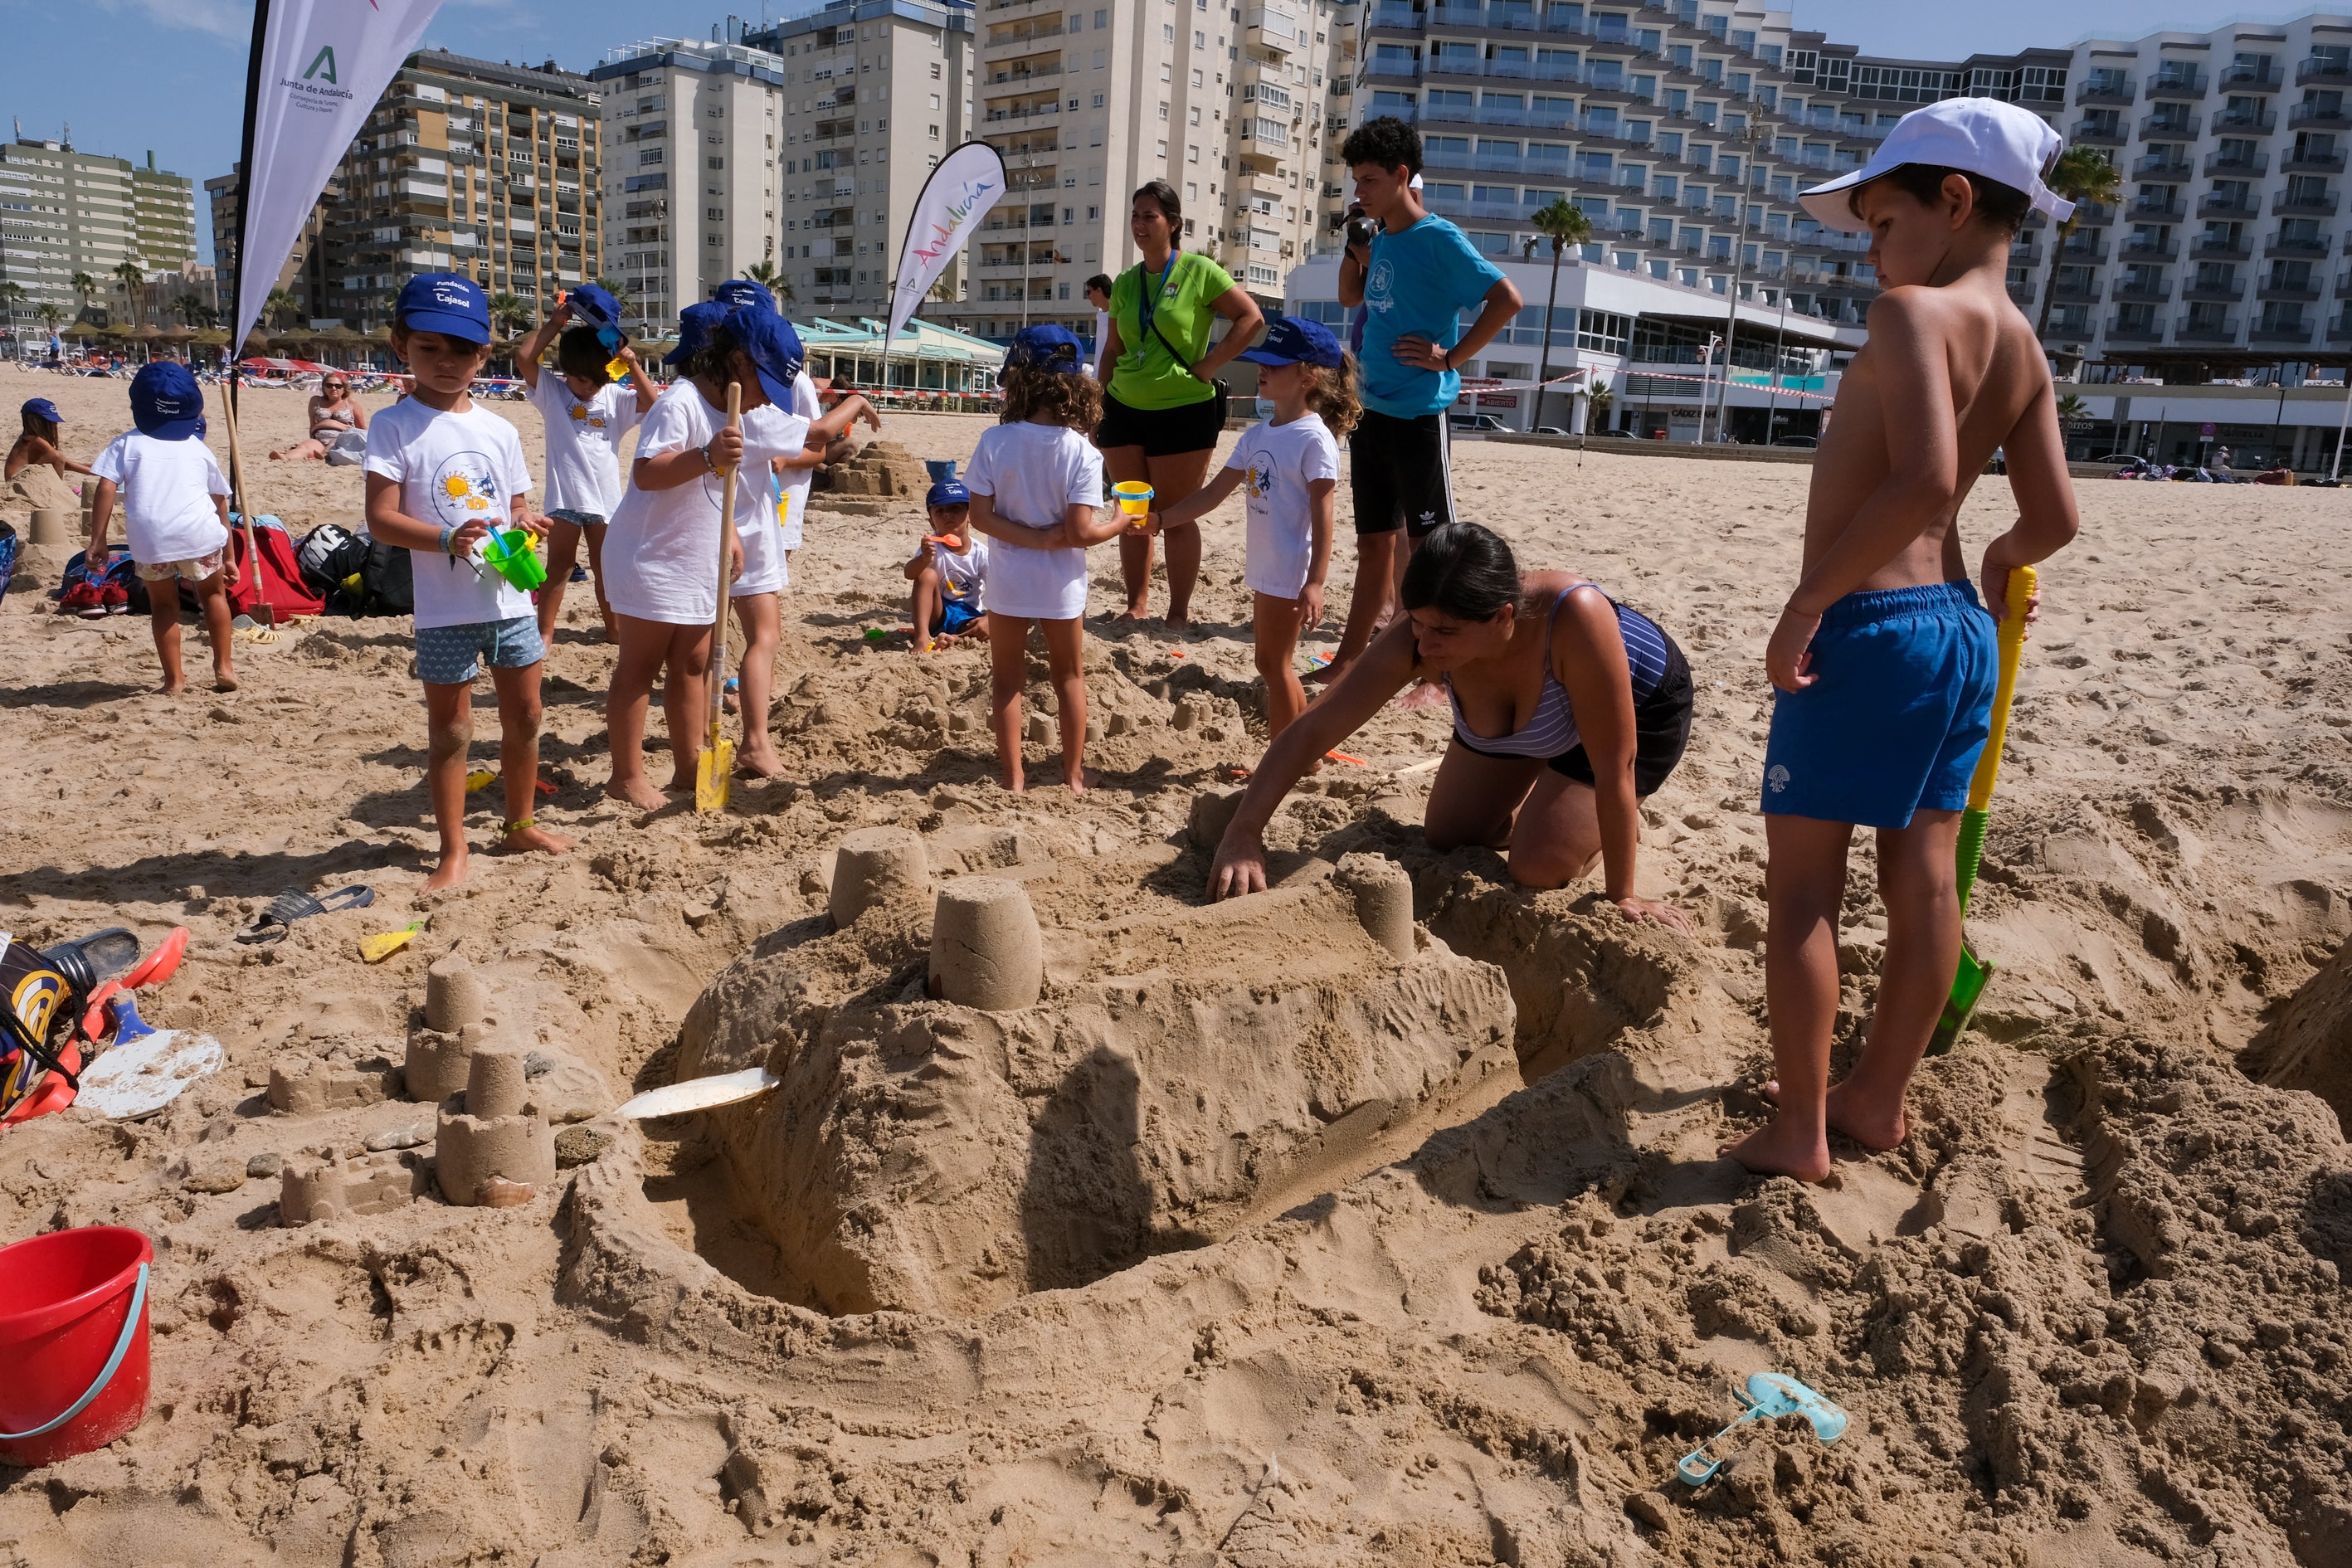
top-left (1725, 98), bottom-right (2082, 1184)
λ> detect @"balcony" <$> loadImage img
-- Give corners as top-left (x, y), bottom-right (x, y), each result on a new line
top-left (2281, 145), bottom-right (2348, 173)
top-left (2060, 237), bottom-right (2110, 262)
top-left (2180, 276), bottom-right (2244, 301)
top-left (2220, 61), bottom-right (2283, 90)
top-left (1244, 5), bottom-right (1302, 53)
top-left (2291, 101), bottom-right (2352, 128)
top-left (2212, 107), bottom-right (2278, 134)
top-left (2120, 237), bottom-right (2180, 262)
top-left (2145, 70), bottom-right (2208, 100)
top-left (985, 62), bottom-right (1062, 85)
top-left (2267, 228), bottom-right (2330, 256)
top-left (2111, 276), bottom-right (2174, 301)
top-left (2052, 278), bottom-right (2104, 303)
top-left (1367, 1), bottom-right (1419, 27)
top-left (2199, 191), bottom-right (2262, 218)
top-left (2191, 233), bottom-right (2252, 261)
top-left (2251, 317), bottom-right (2313, 343)
top-left (2072, 117), bottom-right (2127, 146)
top-left (2076, 76), bottom-right (2135, 106)
top-left (2298, 56), bottom-right (2352, 86)
top-left (2258, 276), bottom-right (2322, 300)
top-left (2173, 312), bottom-right (2238, 342)
top-left (2133, 152), bottom-right (2194, 179)
top-left (986, 17), bottom-right (1062, 44)
top-left (2274, 187), bottom-right (2341, 215)
top-left (981, 103), bottom-right (1060, 124)
top-left (2109, 312), bottom-right (2168, 341)
top-left (2330, 308), bottom-right (2352, 339)
top-left (2128, 195), bottom-right (2186, 221)
top-left (2204, 149), bottom-right (2271, 177)
top-left (2138, 112), bottom-right (2202, 139)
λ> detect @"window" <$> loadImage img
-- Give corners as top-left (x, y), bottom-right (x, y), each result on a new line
top-left (1190, 107), bottom-right (1201, 125)
top-left (1095, 6), bottom-right (1108, 22)
top-left (1188, 144), bottom-right (1200, 162)
top-left (1093, 92), bottom-right (1106, 106)
top-left (1191, 68), bottom-right (1204, 87)
top-left (708, 155), bottom-right (724, 168)
top-left (929, 124), bottom-right (941, 139)
top-left (1195, 29), bottom-right (1206, 46)
top-left (931, 62), bottom-right (942, 78)
top-left (1160, 104), bottom-right (1170, 119)
top-left (1158, 139), bottom-right (1169, 157)
top-left (930, 94), bottom-right (941, 109)
top-left (1165, 23), bottom-right (1176, 40)
top-left (1163, 64), bottom-right (1173, 80)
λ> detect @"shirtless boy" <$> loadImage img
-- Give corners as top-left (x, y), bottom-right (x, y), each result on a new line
top-left (1723, 100), bottom-right (2082, 1182)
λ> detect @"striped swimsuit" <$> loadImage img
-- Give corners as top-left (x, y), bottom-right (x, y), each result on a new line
top-left (1447, 584), bottom-right (1674, 758)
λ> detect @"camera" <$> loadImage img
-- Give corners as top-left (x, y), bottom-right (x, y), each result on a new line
top-left (1345, 206), bottom-right (1378, 251)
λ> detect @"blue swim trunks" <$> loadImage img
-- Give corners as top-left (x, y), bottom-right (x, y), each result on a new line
top-left (416, 616), bottom-right (546, 686)
top-left (1760, 581), bottom-right (1996, 830)
top-left (931, 599), bottom-right (983, 636)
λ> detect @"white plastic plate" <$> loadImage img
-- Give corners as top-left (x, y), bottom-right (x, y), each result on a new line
top-left (77, 1030), bottom-right (226, 1119)
top-left (616, 1066), bottom-right (780, 1120)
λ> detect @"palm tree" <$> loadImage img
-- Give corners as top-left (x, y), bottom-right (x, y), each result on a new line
top-left (2033, 147), bottom-right (2124, 348)
top-left (1528, 197), bottom-right (1594, 427)
top-left (487, 290), bottom-right (533, 339)
top-left (70, 271), bottom-right (97, 319)
top-left (593, 275), bottom-right (634, 319)
top-left (111, 260), bottom-right (147, 326)
top-left (741, 260), bottom-right (793, 307)
top-left (263, 286), bottom-right (301, 329)
top-left (1585, 375), bottom-right (1613, 434)
top-left (36, 302), bottom-right (62, 333)
top-left (2054, 392), bottom-right (2091, 457)
top-left (0, 280), bottom-right (23, 347)
top-left (172, 292), bottom-right (205, 327)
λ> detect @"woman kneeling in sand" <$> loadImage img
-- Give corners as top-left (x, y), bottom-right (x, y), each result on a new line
top-left (1209, 522), bottom-right (1695, 931)
top-left (270, 374), bottom-right (368, 461)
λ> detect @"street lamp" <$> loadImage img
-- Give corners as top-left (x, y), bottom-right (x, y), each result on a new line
top-left (1707, 122), bottom-right (1769, 445)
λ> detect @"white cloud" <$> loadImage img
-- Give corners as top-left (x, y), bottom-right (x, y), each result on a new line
top-left (92, 0), bottom-right (248, 42)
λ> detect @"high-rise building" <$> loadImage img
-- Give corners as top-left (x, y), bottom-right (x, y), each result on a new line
top-left (921, 0), bottom-right (1347, 345)
top-left (312, 51), bottom-right (604, 330)
top-left (591, 36), bottom-right (787, 334)
top-left (0, 139), bottom-right (196, 324)
top-left (747, 0), bottom-right (976, 320)
top-left (207, 164), bottom-right (335, 330)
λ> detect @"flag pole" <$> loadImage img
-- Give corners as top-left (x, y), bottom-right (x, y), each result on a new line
top-left (230, 0), bottom-right (275, 625)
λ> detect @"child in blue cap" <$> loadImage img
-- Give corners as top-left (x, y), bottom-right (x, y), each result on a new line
top-left (86, 363), bottom-right (236, 694)
top-left (902, 472), bottom-right (987, 652)
top-left (364, 272), bottom-right (569, 891)
top-left (7, 397), bottom-right (95, 485)
top-left (1146, 315), bottom-right (1356, 743)
top-left (602, 304), bottom-right (815, 806)
top-left (513, 285), bottom-right (658, 646)
top-left (961, 324), bottom-right (1132, 792)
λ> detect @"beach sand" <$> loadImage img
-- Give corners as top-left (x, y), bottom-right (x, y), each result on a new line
top-left (2, 363), bottom-right (2350, 1565)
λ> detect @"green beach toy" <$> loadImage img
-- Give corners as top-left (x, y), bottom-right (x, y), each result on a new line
top-left (480, 528), bottom-right (548, 592)
top-left (1930, 564), bottom-right (2038, 1056)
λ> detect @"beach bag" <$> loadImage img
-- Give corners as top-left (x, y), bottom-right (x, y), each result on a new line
top-left (0, 523), bottom-right (16, 606)
top-left (220, 516), bottom-right (327, 619)
top-left (0, 933), bottom-right (75, 1121)
top-left (323, 429), bottom-right (368, 467)
top-left (57, 547), bottom-right (139, 617)
top-left (295, 523), bottom-right (368, 599)
top-left (328, 538), bottom-right (412, 618)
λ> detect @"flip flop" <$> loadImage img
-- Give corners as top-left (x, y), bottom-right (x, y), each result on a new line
top-left (235, 884), bottom-right (376, 945)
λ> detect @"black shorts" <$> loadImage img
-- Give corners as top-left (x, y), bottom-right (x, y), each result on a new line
top-left (1096, 389), bottom-right (1224, 457)
top-left (1456, 638), bottom-right (1695, 797)
top-left (1349, 407), bottom-right (1456, 538)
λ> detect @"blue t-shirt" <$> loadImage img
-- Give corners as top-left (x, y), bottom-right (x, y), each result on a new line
top-left (1358, 215), bottom-right (1507, 419)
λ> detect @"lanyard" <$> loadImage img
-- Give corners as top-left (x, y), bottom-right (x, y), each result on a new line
top-left (1137, 253), bottom-right (1180, 360)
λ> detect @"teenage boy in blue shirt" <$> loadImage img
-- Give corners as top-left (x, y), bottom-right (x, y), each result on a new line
top-left (1322, 115), bottom-right (1522, 681)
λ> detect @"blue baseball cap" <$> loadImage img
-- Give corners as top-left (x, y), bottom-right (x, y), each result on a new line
top-left (1003, 324), bottom-right (1083, 374)
top-left (1238, 315), bottom-right (1345, 370)
top-left (711, 278), bottom-right (777, 314)
top-left (396, 273), bottom-right (492, 345)
top-left (723, 307), bottom-right (807, 407)
top-left (21, 397), bottom-right (61, 426)
top-left (665, 300), bottom-right (726, 367)
top-left (927, 479), bottom-right (970, 509)
top-left (564, 283), bottom-right (623, 334)
top-left (129, 361), bottom-right (204, 441)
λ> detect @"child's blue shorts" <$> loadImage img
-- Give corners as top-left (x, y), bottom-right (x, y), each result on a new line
top-left (416, 616), bottom-right (546, 686)
top-left (1760, 581), bottom-right (1996, 830)
top-left (931, 599), bottom-right (982, 635)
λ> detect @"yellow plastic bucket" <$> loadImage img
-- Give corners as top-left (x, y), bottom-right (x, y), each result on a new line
top-left (1112, 480), bottom-right (1154, 518)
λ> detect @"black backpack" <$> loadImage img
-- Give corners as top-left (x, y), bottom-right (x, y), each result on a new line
top-left (326, 538), bottom-right (414, 618)
top-left (295, 523), bottom-right (368, 599)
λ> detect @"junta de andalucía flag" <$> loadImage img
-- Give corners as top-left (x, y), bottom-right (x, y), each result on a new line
top-left (885, 141), bottom-right (1009, 352)
top-left (232, 0), bottom-right (447, 352)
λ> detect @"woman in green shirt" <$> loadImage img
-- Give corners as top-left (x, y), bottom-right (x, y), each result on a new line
top-left (1096, 180), bottom-right (1264, 626)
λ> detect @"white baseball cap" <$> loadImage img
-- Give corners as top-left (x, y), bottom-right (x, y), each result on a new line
top-left (1798, 97), bottom-right (2075, 233)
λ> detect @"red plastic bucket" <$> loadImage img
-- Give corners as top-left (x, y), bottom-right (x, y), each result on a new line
top-left (0, 1226), bottom-right (153, 1467)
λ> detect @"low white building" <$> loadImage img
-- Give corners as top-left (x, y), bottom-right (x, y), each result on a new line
top-left (1283, 246), bottom-right (1863, 437)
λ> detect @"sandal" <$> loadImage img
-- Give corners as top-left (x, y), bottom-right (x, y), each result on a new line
top-left (235, 884), bottom-right (376, 945)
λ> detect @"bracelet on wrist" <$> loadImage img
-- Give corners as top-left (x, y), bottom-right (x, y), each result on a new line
top-left (438, 524), bottom-right (455, 556)
top-left (700, 441), bottom-right (717, 472)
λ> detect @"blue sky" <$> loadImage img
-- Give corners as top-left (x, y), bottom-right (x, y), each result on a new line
top-left (0, 0), bottom-right (2313, 256)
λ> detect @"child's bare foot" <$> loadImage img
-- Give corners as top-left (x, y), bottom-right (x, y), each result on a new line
top-left (1001, 770), bottom-right (1026, 793)
top-left (1760, 1079), bottom-right (1909, 1152)
top-left (738, 746), bottom-right (786, 779)
top-left (606, 777), bottom-right (669, 811)
top-left (500, 821), bottom-right (572, 856)
top-left (1115, 605), bottom-right (1147, 624)
top-left (1061, 767), bottom-right (1094, 794)
top-left (157, 676), bottom-right (187, 696)
top-left (421, 852), bottom-right (470, 894)
top-left (665, 767), bottom-right (698, 794)
top-left (213, 669), bottom-right (239, 692)
top-left (1164, 613), bottom-right (1193, 632)
top-left (1718, 1117), bottom-right (1833, 1182)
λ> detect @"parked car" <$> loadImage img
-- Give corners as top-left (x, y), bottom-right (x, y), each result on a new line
top-left (1448, 413), bottom-right (1511, 433)
top-left (1531, 425), bottom-right (1570, 436)
top-left (1590, 428), bottom-right (1634, 438)
top-left (1770, 436), bottom-right (1819, 449)
top-left (2089, 452), bottom-right (2143, 465)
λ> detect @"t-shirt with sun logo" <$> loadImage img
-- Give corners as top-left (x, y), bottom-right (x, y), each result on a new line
top-left (1222, 411), bottom-right (1340, 600)
top-left (363, 397), bottom-right (535, 630)
top-left (527, 372), bottom-right (642, 516)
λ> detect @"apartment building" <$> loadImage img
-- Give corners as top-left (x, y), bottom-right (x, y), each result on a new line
top-left (307, 51), bottom-right (602, 330)
top-left (207, 164), bottom-right (334, 328)
top-left (1339, 0), bottom-right (2068, 333)
top-left (923, 0), bottom-right (1347, 344)
top-left (591, 37), bottom-right (786, 332)
top-left (2048, 15), bottom-right (2352, 365)
top-left (747, 0), bottom-right (976, 319)
top-left (0, 139), bottom-right (196, 323)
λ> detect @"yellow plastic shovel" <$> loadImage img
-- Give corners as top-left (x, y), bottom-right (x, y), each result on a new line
top-left (359, 921), bottom-right (423, 964)
top-left (694, 382), bottom-right (744, 814)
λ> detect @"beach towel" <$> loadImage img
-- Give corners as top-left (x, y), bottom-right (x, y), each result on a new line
top-left (324, 429), bottom-right (369, 467)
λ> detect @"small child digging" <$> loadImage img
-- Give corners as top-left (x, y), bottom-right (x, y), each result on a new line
top-left (9, 397), bottom-right (97, 483)
top-left (363, 274), bottom-right (571, 892)
top-left (903, 476), bottom-right (989, 651)
top-left (1724, 100), bottom-right (2080, 1183)
top-left (86, 363), bottom-right (236, 694)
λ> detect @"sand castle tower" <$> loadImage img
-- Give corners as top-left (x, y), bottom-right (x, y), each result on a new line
top-left (435, 1042), bottom-right (556, 1205)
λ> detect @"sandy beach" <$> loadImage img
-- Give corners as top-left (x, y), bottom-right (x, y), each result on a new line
top-left (2, 360), bottom-right (2350, 1566)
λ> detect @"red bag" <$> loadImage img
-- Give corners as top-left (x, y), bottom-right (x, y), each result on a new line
top-left (205, 519), bottom-right (326, 619)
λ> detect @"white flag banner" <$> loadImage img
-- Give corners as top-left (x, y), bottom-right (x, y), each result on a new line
top-left (233, 0), bottom-right (446, 352)
top-left (885, 141), bottom-right (1010, 351)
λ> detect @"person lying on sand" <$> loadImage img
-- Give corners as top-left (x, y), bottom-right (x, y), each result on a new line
top-left (1723, 100), bottom-right (2080, 1184)
top-left (1207, 520), bottom-right (1692, 931)
top-left (269, 374), bottom-right (368, 461)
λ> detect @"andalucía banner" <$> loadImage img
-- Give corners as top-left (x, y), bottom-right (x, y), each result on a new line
top-left (885, 141), bottom-right (1009, 352)
top-left (233, 0), bottom-right (446, 351)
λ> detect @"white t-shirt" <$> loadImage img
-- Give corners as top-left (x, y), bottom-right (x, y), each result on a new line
top-left (777, 372), bottom-right (821, 551)
top-left (526, 373), bottom-right (642, 517)
top-left (603, 380), bottom-right (806, 625)
top-left (363, 398), bottom-right (535, 631)
top-left (933, 534), bottom-right (987, 612)
top-left (961, 420), bottom-right (1103, 621)
top-left (1225, 413), bottom-right (1341, 599)
top-left (733, 402), bottom-right (811, 597)
top-left (90, 431), bottom-right (230, 566)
